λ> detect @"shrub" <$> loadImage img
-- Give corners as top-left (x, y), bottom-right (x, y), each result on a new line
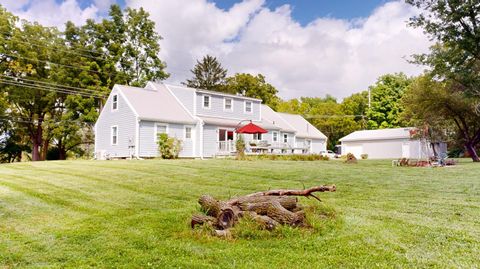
top-left (157, 133), bottom-right (182, 159)
top-left (236, 135), bottom-right (246, 160)
top-left (345, 153), bottom-right (357, 164)
top-left (360, 154), bottom-right (368, 160)
top-left (246, 154), bottom-right (329, 161)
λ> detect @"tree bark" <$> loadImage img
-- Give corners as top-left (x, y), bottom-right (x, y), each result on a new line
top-left (30, 117), bottom-right (44, 162)
top-left (232, 196), bottom-right (297, 214)
top-left (266, 201), bottom-right (305, 227)
top-left (191, 214), bottom-right (217, 228)
top-left (465, 142), bottom-right (480, 162)
top-left (198, 195), bottom-right (225, 217)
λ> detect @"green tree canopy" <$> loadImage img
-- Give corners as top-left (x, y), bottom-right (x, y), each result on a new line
top-left (406, 0), bottom-right (480, 96)
top-left (366, 73), bottom-right (412, 129)
top-left (183, 55), bottom-right (227, 92)
top-left (0, 4), bottom-right (168, 162)
top-left (402, 75), bottom-right (480, 162)
top-left (278, 96), bottom-right (361, 149)
top-left (224, 73), bottom-right (281, 110)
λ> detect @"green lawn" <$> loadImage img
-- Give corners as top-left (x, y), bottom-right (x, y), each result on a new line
top-left (0, 159), bottom-right (479, 268)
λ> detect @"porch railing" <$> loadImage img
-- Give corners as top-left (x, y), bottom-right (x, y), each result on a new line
top-left (218, 140), bottom-right (236, 153)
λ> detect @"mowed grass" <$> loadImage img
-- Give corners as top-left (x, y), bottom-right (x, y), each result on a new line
top-left (0, 159), bottom-right (479, 268)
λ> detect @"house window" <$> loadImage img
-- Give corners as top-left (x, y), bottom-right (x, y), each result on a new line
top-left (272, 132), bottom-right (278, 142)
top-left (283, 134), bottom-right (288, 143)
top-left (111, 126), bottom-right (118, 145)
top-left (112, 94), bottom-right (118, 111)
top-left (155, 124), bottom-right (168, 141)
top-left (253, 133), bottom-right (262, 140)
top-left (185, 126), bottom-right (192, 139)
top-left (224, 98), bottom-right (233, 111)
top-left (203, 95), bottom-right (211, 109)
top-left (245, 101), bottom-right (252, 113)
top-left (306, 139), bottom-right (311, 148)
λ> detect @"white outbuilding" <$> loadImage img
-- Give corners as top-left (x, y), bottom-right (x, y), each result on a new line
top-left (339, 127), bottom-right (436, 159)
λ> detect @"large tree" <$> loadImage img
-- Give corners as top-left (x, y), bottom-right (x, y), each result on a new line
top-left (366, 73), bottom-right (412, 129)
top-left (183, 55), bottom-right (227, 91)
top-left (225, 73), bottom-right (281, 110)
top-left (402, 75), bottom-right (480, 162)
top-left (406, 0), bottom-right (480, 96)
top-left (278, 96), bottom-right (360, 149)
top-left (79, 5), bottom-right (168, 88)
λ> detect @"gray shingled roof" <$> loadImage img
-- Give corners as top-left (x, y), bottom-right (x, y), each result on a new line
top-left (261, 105), bottom-right (296, 133)
top-left (117, 83), bottom-right (196, 124)
top-left (277, 112), bottom-right (327, 139)
top-left (339, 127), bottom-right (414, 142)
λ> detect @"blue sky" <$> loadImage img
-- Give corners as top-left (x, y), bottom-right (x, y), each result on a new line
top-left (213, 0), bottom-right (392, 24)
top-left (2, 0), bottom-right (429, 98)
top-left (73, 0), bottom-right (393, 25)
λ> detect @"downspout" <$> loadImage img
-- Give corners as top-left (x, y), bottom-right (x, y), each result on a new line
top-left (135, 117), bottom-right (140, 159)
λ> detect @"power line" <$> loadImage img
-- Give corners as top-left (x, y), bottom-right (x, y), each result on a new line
top-left (0, 79), bottom-right (105, 98)
top-left (0, 35), bottom-right (108, 62)
top-left (304, 115), bottom-right (367, 119)
top-left (0, 115), bottom-right (90, 125)
top-left (0, 30), bottom-right (106, 56)
top-left (0, 75), bottom-right (104, 94)
top-left (2, 53), bottom-right (112, 77)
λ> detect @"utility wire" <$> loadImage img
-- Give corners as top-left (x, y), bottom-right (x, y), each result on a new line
top-left (0, 75), bottom-right (104, 94)
top-left (0, 30), bottom-right (106, 56)
top-left (0, 35), bottom-right (108, 62)
top-left (2, 53), bottom-right (112, 77)
top-left (0, 79), bottom-right (105, 98)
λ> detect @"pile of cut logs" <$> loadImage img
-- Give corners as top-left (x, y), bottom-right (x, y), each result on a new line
top-left (191, 185), bottom-right (336, 236)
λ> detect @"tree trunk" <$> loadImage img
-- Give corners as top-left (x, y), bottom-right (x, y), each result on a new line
top-left (41, 139), bottom-right (49, 161)
top-left (58, 149), bottom-right (66, 160)
top-left (465, 142), bottom-right (480, 162)
top-left (31, 139), bottom-right (41, 161)
top-left (30, 118), bottom-right (44, 162)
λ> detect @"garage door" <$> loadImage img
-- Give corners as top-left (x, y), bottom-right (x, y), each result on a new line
top-left (345, 145), bottom-right (363, 159)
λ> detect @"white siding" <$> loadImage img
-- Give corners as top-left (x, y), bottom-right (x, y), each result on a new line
top-left (311, 139), bottom-right (326, 154)
top-left (95, 88), bottom-right (137, 158)
top-left (138, 120), bottom-right (195, 158)
top-left (295, 137), bottom-right (305, 148)
top-left (196, 93), bottom-right (260, 121)
top-left (342, 139), bottom-right (410, 159)
top-left (203, 125), bottom-right (218, 157)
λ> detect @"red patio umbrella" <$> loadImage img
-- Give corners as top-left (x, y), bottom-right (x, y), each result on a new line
top-left (235, 122), bottom-right (268, 134)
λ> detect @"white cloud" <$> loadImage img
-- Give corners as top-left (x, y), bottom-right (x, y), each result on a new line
top-left (1, 0), bottom-right (431, 99)
top-left (130, 0), bottom-right (431, 99)
top-left (0, 0), bottom-right (99, 27)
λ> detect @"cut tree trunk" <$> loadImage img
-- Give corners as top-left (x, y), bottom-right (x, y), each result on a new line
top-left (191, 185), bottom-right (336, 235)
top-left (266, 201), bottom-right (305, 226)
top-left (191, 214), bottom-right (217, 228)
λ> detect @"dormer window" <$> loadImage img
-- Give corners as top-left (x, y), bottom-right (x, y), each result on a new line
top-left (224, 98), bottom-right (233, 111)
top-left (245, 101), bottom-right (252, 113)
top-left (112, 94), bottom-right (118, 111)
top-left (203, 95), bottom-right (211, 109)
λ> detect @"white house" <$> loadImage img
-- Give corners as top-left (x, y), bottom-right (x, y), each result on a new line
top-left (94, 82), bottom-right (327, 159)
top-left (339, 127), bottom-right (440, 159)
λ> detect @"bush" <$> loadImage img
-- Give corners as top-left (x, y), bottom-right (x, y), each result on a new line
top-left (157, 133), bottom-right (182, 159)
top-left (236, 135), bottom-right (246, 160)
top-left (360, 154), bottom-right (368, 160)
top-left (246, 154), bottom-right (329, 161)
top-left (345, 153), bottom-right (357, 164)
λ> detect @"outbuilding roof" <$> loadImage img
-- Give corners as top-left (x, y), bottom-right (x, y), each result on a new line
top-left (116, 83), bottom-right (196, 124)
top-left (339, 127), bottom-right (414, 142)
top-left (277, 112), bottom-right (328, 139)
